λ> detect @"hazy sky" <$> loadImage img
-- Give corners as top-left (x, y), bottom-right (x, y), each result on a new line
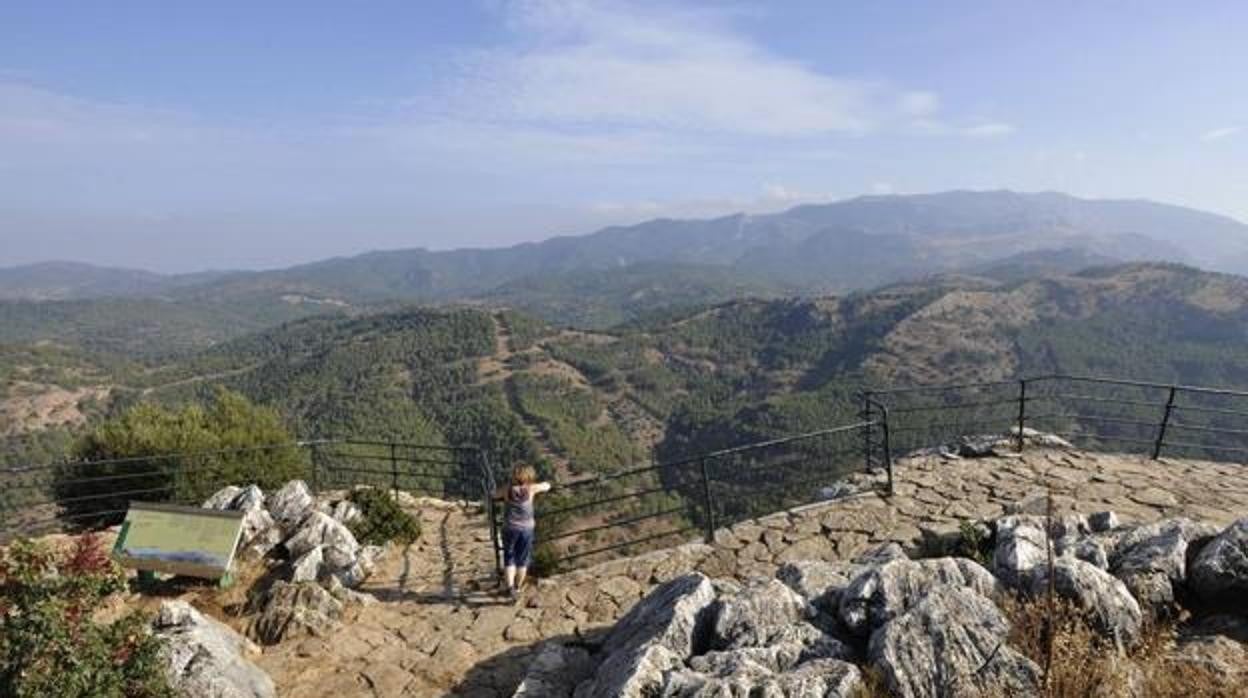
top-left (1, 1), bottom-right (1246, 272)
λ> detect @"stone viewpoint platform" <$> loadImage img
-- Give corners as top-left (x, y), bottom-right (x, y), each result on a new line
top-left (257, 448), bottom-right (1248, 697)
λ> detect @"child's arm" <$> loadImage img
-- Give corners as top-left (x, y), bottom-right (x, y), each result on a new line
top-left (533, 482), bottom-right (553, 495)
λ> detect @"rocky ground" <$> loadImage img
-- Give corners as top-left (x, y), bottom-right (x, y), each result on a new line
top-left (515, 511), bottom-right (1248, 696)
top-left (242, 447), bottom-right (1247, 697)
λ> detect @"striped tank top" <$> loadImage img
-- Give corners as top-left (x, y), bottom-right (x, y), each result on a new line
top-left (505, 486), bottom-right (535, 530)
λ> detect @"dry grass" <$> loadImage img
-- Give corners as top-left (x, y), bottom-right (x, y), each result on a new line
top-left (1004, 596), bottom-right (1239, 698)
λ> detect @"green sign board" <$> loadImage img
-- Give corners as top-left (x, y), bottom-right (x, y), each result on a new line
top-left (112, 502), bottom-right (245, 580)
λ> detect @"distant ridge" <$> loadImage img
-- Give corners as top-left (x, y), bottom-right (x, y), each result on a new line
top-left (4, 191), bottom-right (1247, 315)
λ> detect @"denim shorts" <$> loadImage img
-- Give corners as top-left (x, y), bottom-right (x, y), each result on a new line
top-left (503, 526), bottom-right (535, 568)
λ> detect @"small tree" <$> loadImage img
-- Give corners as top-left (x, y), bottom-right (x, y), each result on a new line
top-left (0, 535), bottom-right (175, 698)
top-left (56, 387), bottom-right (305, 525)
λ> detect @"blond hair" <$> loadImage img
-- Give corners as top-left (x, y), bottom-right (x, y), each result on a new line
top-left (511, 464), bottom-right (537, 486)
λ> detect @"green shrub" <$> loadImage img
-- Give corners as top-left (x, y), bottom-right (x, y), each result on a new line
top-left (56, 387), bottom-right (305, 526)
top-left (0, 534), bottom-right (174, 698)
top-left (347, 487), bottom-right (421, 546)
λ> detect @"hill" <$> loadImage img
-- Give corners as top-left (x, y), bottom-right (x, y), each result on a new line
top-left (0, 261), bottom-right (227, 301)
top-left (4, 192), bottom-right (1246, 320)
top-left (7, 262), bottom-right (1248, 474)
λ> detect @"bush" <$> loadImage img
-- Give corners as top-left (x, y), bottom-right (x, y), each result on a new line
top-left (0, 534), bottom-right (174, 698)
top-left (347, 488), bottom-right (421, 546)
top-left (55, 387), bottom-right (305, 526)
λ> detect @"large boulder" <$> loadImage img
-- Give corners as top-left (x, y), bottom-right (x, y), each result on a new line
top-left (249, 580), bottom-right (344, 645)
top-left (663, 657), bottom-right (862, 697)
top-left (708, 579), bottom-right (813, 649)
top-left (573, 573), bottom-right (716, 698)
top-left (868, 586), bottom-right (1041, 698)
top-left (776, 559), bottom-right (858, 614)
top-left (513, 643), bottom-right (595, 697)
top-left (1189, 518), bottom-right (1248, 607)
top-left (1111, 520), bottom-right (1212, 619)
top-left (285, 511), bottom-right (359, 560)
top-left (839, 557), bottom-right (998, 637)
top-left (267, 480), bottom-right (317, 532)
top-left (153, 601), bottom-right (276, 698)
top-left (1030, 557), bottom-right (1143, 648)
top-left (992, 515), bottom-right (1049, 588)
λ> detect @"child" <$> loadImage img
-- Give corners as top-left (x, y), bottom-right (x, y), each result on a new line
top-left (496, 464), bottom-right (551, 600)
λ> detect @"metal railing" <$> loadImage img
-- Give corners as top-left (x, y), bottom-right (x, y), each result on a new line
top-left (4, 373), bottom-right (1245, 575)
top-left (0, 439), bottom-right (500, 548)
top-left (865, 374), bottom-right (1248, 461)
top-left (521, 421), bottom-right (879, 571)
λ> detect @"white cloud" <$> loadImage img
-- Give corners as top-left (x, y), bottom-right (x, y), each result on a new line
top-left (960, 122), bottom-right (1016, 138)
top-left (910, 117), bottom-right (1016, 139)
top-left (1201, 126), bottom-right (1241, 142)
top-left (899, 91), bottom-right (940, 116)
top-left (410, 0), bottom-right (947, 139)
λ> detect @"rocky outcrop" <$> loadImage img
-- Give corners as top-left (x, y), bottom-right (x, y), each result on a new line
top-left (1109, 518), bottom-right (1216, 619)
top-left (509, 505), bottom-right (1248, 698)
top-left (869, 586), bottom-right (1041, 697)
top-left (202, 484), bottom-right (282, 558)
top-left (1029, 557), bottom-right (1143, 647)
top-left (838, 557), bottom-right (998, 637)
top-left (1189, 517), bottom-right (1248, 607)
top-left (267, 480), bottom-right (317, 532)
top-left (201, 481), bottom-right (385, 590)
top-left (574, 573), bottom-right (716, 698)
top-left (153, 600), bottom-right (276, 698)
top-left (249, 580), bottom-right (345, 645)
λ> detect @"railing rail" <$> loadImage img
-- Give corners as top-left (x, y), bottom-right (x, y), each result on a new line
top-left (4, 373), bottom-right (1246, 574)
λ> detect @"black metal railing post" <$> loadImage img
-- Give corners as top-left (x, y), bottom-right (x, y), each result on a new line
top-left (479, 450), bottom-right (503, 578)
top-left (1153, 386), bottom-right (1178, 459)
top-left (389, 442), bottom-right (399, 499)
top-left (860, 390), bottom-right (875, 472)
top-left (880, 403), bottom-right (894, 496)
top-left (1016, 379), bottom-right (1028, 452)
top-left (699, 456), bottom-right (716, 543)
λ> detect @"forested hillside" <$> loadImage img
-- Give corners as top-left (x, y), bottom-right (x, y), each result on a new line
top-left (6, 262), bottom-right (1248, 477)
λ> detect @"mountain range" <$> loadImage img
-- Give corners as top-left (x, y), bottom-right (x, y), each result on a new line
top-left (5, 192), bottom-right (1248, 327)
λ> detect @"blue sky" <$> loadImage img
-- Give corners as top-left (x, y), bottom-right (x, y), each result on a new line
top-left (1, 0), bottom-right (1245, 271)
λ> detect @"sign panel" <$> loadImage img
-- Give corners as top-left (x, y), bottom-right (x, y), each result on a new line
top-left (112, 502), bottom-right (245, 579)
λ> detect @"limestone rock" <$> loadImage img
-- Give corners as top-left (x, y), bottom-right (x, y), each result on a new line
top-left (267, 480), bottom-right (316, 532)
top-left (992, 515), bottom-right (1048, 588)
top-left (289, 546), bottom-right (324, 583)
top-left (1112, 523), bottom-right (1203, 619)
top-left (203, 486), bottom-right (244, 509)
top-left (330, 499), bottom-right (363, 525)
top-left (1190, 518), bottom-right (1248, 607)
top-left (153, 600), bottom-right (276, 698)
top-left (1030, 557), bottom-right (1143, 647)
top-left (285, 511), bottom-right (359, 560)
top-left (853, 542), bottom-right (908, 566)
top-left (1108, 517), bottom-right (1218, 569)
top-left (709, 579), bottom-right (812, 649)
top-left (203, 484), bottom-right (282, 558)
top-left (574, 574), bottom-right (716, 698)
top-left (664, 657), bottom-right (862, 697)
top-left (512, 642), bottom-right (595, 697)
top-left (250, 580), bottom-right (345, 645)
top-left (775, 559), bottom-right (858, 613)
top-left (839, 557), bottom-right (998, 637)
top-left (868, 586), bottom-right (1041, 698)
